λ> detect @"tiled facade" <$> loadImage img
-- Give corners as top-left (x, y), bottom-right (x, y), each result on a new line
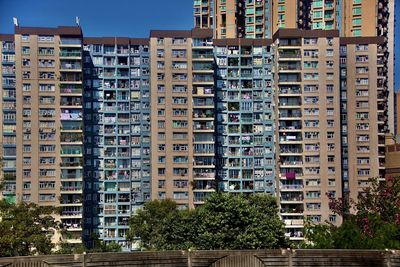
top-left (0, 35), bottom-right (16, 203)
top-left (214, 39), bottom-right (275, 195)
top-left (82, 38), bottom-right (151, 250)
top-left (0, 0), bottom-right (394, 249)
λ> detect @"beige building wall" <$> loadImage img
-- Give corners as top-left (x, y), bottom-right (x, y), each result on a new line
top-left (14, 26), bottom-right (83, 245)
top-left (344, 39), bottom-right (386, 201)
top-left (385, 143), bottom-right (400, 178)
top-left (214, 0), bottom-right (242, 38)
top-left (342, 0), bottom-right (378, 37)
top-left (150, 31), bottom-right (195, 208)
top-left (14, 33), bottom-right (62, 205)
top-left (274, 29), bottom-right (343, 241)
top-left (271, 0), bottom-right (298, 34)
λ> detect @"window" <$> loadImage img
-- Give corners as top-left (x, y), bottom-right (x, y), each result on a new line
top-left (157, 97), bottom-right (165, 104)
top-left (21, 46), bottom-right (31, 55)
top-left (158, 156), bottom-right (165, 164)
top-left (173, 156), bottom-right (188, 163)
top-left (158, 168), bottom-right (165, 176)
top-left (23, 182), bottom-right (31, 189)
top-left (23, 83), bottom-right (31, 91)
top-left (353, 7), bottom-right (362, 15)
top-left (353, 18), bottom-right (362, 26)
top-left (38, 35), bottom-right (54, 42)
top-left (173, 144), bottom-right (188, 151)
top-left (353, 29), bottom-right (361, 37)
top-left (21, 35), bottom-right (29, 42)
top-left (158, 120), bottom-right (165, 129)
top-left (173, 120), bottom-right (188, 128)
top-left (312, 0), bottom-right (323, 7)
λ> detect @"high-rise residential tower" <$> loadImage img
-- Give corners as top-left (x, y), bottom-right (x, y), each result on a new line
top-left (13, 26), bottom-right (84, 245)
top-left (0, 34), bottom-right (16, 203)
top-left (273, 29), bottom-right (343, 239)
top-left (339, 36), bottom-right (388, 201)
top-left (82, 37), bottom-right (151, 250)
top-left (214, 39), bottom-right (275, 195)
top-left (149, 29), bottom-right (216, 209)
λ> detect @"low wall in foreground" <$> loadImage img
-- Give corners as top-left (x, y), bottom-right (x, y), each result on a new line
top-left (0, 249), bottom-right (399, 267)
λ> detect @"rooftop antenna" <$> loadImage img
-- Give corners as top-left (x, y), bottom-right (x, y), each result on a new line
top-left (13, 17), bottom-right (18, 27)
top-left (75, 16), bottom-right (80, 26)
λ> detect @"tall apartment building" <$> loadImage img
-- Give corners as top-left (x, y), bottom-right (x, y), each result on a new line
top-left (194, 0), bottom-right (395, 130)
top-left (11, 26), bottom-right (84, 244)
top-left (82, 37), bottom-right (151, 250)
top-left (0, 0), bottom-right (394, 247)
top-left (150, 29), bottom-right (216, 209)
top-left (195, 0), bottom-right (392, 37)
top-left (214, 39), bottom-right (275, 195)
top-left (273, 29), bottom-right (343, 239)
top-left (339, 36), bottom-right (388, 201)
top-left (194, 0), bottom-right (214, 29)
top-left (0, 34), bottom-right (16, 203)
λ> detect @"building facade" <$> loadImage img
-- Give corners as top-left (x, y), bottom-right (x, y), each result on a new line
top-left (340, 36), bottom-right (388, 201)
top-left (273, 29), bottom-right (343, 239)
top-left (0, 34), bottom-right (16, 203)
top-left (214, 38), bottom-right (275, 195)
top-left (11, 26), bottom-right (84, 244)
top-left (0, 0), bottom-right (395, 247)
top-left (150, 29), bottom-right (216, 209)
top-left (82, 37), bottom-right (151, 250)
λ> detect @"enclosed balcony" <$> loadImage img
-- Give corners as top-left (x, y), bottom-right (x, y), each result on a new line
top-left (60, 110), bottom-right (82, 120)
top-left (60, 61), bottom-right (82, 71)
top-left (60, 132), bottom-right (83, 143)
top-left (60, 157), bottom-right (83, 168)
top-left (60, 49), bottom-right (81, 58)
top-left (60, 73), bottom-right (82, 83)
top-left (280, 192), bottom-right (304, 202)
top-left (278, 50), bottom-right (301, 59)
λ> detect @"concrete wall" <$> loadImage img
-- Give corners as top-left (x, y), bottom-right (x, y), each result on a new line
top-left (0, 249), bottom-right (399, 267)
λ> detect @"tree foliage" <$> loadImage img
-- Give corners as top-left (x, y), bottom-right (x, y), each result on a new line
top-left (128, 193), bottom-right (289, 250)
top-left (303, 177), bottom-right (400, 249)
top-left (0, 200), bottom-right (58, 257)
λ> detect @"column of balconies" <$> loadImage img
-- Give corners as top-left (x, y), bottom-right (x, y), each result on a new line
top-left (192, 38), bottom-right (215, 206)
top-left (244, 0), bottom-right (265, 38)
top-left (216, 44), bottom-right (274, 195)
top-left (130, 43), bottom-right (151, 233)
top-left (1, 40), bottom-right (16, 203)
top-left (97, 44), bottom-right (131, 248)
top-left (276, 40), bottom-right (304, 241)
top-left (376, 46), bottom-right (388, 175)
top-left (59, 38), bottom-right (84, 244)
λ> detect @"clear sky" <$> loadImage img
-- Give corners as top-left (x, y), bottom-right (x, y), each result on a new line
top-left (0, 0), bottom-right (399, 88)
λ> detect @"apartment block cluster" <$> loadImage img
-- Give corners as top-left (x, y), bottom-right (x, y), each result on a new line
top-left (0, 0), bottom-right (394, 250)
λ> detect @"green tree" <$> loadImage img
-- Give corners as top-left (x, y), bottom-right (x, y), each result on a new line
top-left (127, 199), bottom-right (184, 250)
top-left (195, 193), bottom-right (288, 250)
top-left (303, 177), bottom-right (400, 249)
top-left (128, 193), bottom-right (289, 250)
top-left (0, 200), bottom-right (58, 257)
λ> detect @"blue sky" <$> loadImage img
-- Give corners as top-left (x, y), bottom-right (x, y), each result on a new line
top-left (0, 0), bottom-right (399, 88)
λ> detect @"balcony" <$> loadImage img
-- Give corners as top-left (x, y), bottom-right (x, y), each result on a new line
top-left (279, 51), bottom-right (301, 59)
top-left (60, 74), bottom-right (82, 83)
top-left (60, 51), bottom-right (82, 58)
top-left (60, 112), bottom-right (82, 120)
top-left (60, 62), bottom-right (82, 71)
top-left (284, 219), bottom-right (304, 227)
